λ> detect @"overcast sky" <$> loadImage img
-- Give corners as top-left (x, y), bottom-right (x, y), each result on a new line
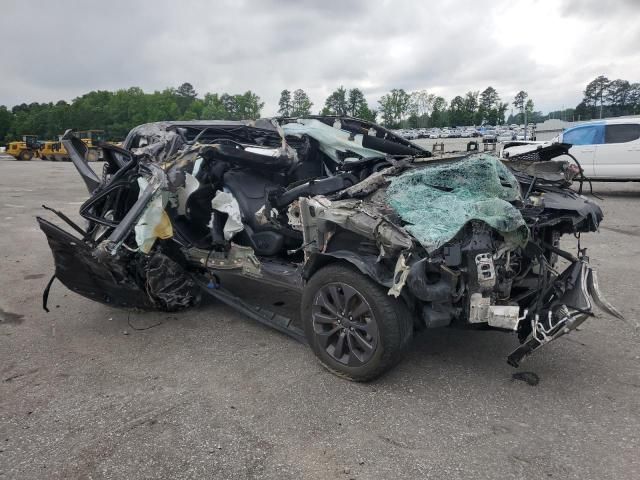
top-left (2, 0), bottom-right (639, 115)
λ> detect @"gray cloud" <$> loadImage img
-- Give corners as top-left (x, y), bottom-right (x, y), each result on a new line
top-left (1, 0), bottom-right (639, 115)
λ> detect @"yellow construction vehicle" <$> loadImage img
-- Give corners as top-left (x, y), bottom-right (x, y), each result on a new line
top-left (7, 130), bottom-right (108, 161)
top-left (6, 135), bottom-right (42, 161)
top-left (75, 130), bottom-right (106, 161)
top-left (39, 140), bottom-right (70, 162)
top-left (41, 130), bottom-right (107, 161)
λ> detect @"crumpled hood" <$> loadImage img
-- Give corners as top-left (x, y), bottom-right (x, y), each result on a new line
top-left (386, 155), bottom-right (529, 252)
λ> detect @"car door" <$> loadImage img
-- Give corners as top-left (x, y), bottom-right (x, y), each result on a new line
top-left (560, 124), bottom-right (605, 177)
top-left (592, 123), bottom-right (640, 179)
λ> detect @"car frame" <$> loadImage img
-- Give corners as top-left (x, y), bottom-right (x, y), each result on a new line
top-left (37, 116), bottom-right (622, 381)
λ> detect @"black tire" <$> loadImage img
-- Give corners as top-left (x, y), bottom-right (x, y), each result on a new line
top-left (19, 150), bottom-right (33, 161)
top-left (302, 264), bottom-right (413, 381)
top-left (87, 150), bottom-right (99, 162)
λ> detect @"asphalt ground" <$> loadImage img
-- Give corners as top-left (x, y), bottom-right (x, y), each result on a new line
top-left (1, 156), bottom-right (639, 479)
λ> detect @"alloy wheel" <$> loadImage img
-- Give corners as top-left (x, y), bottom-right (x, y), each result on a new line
top-left (311, 282), bottom-right (379, 366)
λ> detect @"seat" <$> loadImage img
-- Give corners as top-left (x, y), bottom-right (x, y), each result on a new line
top-left (222, 170), bottom-right (285, 256)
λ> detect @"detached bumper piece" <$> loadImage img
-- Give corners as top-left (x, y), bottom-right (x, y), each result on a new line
top-left (508, 258), bottom-right (624, 367)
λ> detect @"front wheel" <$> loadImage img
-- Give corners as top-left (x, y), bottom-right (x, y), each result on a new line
top-left (301, 264), bottom-right (413, 381)
top-left (19, 150), bottom-right (33, 161)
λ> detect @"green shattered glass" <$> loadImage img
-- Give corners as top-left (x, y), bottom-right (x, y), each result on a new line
top-left (386, 155), bottom-right (529, 252)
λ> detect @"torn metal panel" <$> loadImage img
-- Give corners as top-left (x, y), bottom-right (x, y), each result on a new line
top-left (333, 163), bottom-right (409, 199)
top-left (298, 196), bottom-right (413, 256)
top-left (103, 162), bottom-right (167, 255)
top-left (186, 243), bottom-right (261, 277)
top-left (286, 201), bottom-right (303, 231)
top-left (61, 129), bottom-right (102, 193)
top-left (176, 172), bottom-right (201, 216)
top-left (505, 159), bottom-right (579, 183)
top-left (37, 217), bottom-right (154, 309)
top-left (388, 254), bottom-right (410, 297)
top-left (298, 196), bottom-right (326, 257)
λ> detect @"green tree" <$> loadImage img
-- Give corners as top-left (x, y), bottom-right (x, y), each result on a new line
top-left (146, 88), bottom-right (180, 122)
top-left (606, 79), bottom-right (631, 116)
top-left (513, 90), bottom-right (528, 111)
top-left (321, 86), bottom-right (348, 115)
top-left (291, 89), bottom-right (313, 116)
top-left (430, 96), bottom-right (448, 127)
top-left (629, 83), bottom-right (640, 114)
top-left (177, 82), bottom-right (197, 98)
top-left (512, 90), bottom-right (528, 123)
top-left (278, 89), bottom-right (292, 116)
top-left (220, 91), bottom-right (264, 120)
top-left (201, 93), bottom-right (227, 119)
top-left (448, 96), bottom-right (465, 126)
top-left (0, 105), bottom-right (14, 141)
top-left (583, 75), bottom-right (610, 118)
top-left (461, 91), bottom-right (479, 126)
top-left (409, 90), bottom-right (435, 127)
top-left (478, 86), bottom-right (507, 125)
top-left (345, 88), bottom-right (374, 121)
top-left (176, 82), bottom-right (197, 116)
top-left (378, 89), bottom-right (411, 127)
top-left (525, 99), bottom-right (534, 117)
top-left (235, 91), bottom-right (264, 119)
top-left (346, 88), bottom-right (365, 117)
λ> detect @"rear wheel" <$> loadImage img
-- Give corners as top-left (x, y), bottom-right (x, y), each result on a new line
top-left (302, 264), bottom-right (413, 381)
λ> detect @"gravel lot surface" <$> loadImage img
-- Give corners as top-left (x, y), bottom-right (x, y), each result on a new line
top-left (1, 157), bottom-right (639, 479)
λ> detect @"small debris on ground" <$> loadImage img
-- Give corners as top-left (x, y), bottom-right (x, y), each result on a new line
top-left (512, 371), bottom-right (540, 386)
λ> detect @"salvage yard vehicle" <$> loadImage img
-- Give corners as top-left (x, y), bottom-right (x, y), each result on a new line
top-left (39, 140), bottom-right (70, 162)
top-left (37, 116), bottom-right (622, 381)
top-left (7, 135), bottom-right (42, 160)
top-left (6, 130), bottom-right (106, 162)
top-left (502, 117), bottom-right (640, 180)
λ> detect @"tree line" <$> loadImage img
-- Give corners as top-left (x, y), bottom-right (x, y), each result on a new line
top-left (575, 75), bottom-right (640, 120)
top-left (2, 76), bottom-right (639, 143)
top-left (0, 83), bottom-right (264, 142)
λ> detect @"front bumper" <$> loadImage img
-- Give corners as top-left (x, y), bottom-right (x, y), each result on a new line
top-left (508, 258), bottom-right (624, 367)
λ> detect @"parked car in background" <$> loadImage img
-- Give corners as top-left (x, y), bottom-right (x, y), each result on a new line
top-left (497, 131), bottom-right (515, 142)
top-left (403, 129), bottom-right (419, 140)
top-left (461, 128), bottom-right (477, 138)
top-left (482, 129), bottom-right (497, 143)
top-left (502, 117), bottom-right (640, 180)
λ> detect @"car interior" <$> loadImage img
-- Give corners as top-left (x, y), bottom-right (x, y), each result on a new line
top-left (92, 119), bottom-right (423, 260)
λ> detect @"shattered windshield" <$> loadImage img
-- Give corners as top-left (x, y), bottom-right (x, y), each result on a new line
top-left (386, 155), bottom-right (528, 251)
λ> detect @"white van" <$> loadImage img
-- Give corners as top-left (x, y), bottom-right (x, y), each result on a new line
top-left (502, 117), bottom-right (640, 180)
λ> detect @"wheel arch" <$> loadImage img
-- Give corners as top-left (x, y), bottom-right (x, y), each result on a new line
top-left (303, 252), bottom-right (389, 287)
top-left (303, 252), bottom-right (419, 318)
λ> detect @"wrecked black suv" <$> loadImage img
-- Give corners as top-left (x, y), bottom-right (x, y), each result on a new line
top-left (38, 116), bottom-right (622, 381)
